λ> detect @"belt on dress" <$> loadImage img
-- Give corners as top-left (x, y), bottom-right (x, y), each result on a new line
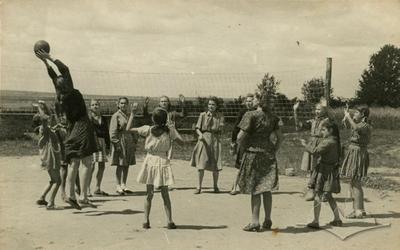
top-left (246, 147), bottom-right (266, 153)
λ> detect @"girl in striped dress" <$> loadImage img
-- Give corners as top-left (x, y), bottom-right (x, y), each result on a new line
top-left (341, 105), bottom-right (371, 219)
top-left (88, 99), bottom-right (110, 196)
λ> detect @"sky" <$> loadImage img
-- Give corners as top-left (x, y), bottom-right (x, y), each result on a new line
top-left (1, 0), bottom-right (399, 98)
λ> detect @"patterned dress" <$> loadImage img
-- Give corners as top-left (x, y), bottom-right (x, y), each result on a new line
top-left (306, 136), bottom-right (341, 193)
top-left (341, 121), bottom-right (371, 180)
top-left (109, 110), bottom-right (136, 166)
top-left (190, 111), bottom-right (224, 171)
top-left (237, 110), bottom-right (280, 195)
top-left (300, 117), bottom-right (330, 171)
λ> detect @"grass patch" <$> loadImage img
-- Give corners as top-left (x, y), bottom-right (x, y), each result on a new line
top-left (2, 128), bottom-right (399, 191)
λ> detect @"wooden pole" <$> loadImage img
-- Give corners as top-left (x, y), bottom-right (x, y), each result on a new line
top-left (325, 57), bottom-right (332, 106)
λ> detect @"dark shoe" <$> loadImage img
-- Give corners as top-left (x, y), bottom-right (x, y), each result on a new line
top-left (262, 219), bottom-right (272, 230)
top-left (123, 188), bottom-right (133, 194)
top-left (167, 222), bottom-right (177, 229)
top-left (94, 190), bottom-right (109, 196)
top-left (214, 187), bottom-right (220, 193)
top-left (66, 198), bottom-right (82, 210)
top-left (306, 222), bottom-right (320, 229)
top-left (46, 204), bottom-right (56, 210)
top-left (243, 223), bottom-right (260, 232)
top-left (361, 211), bottom-right (367, 216)
top-left (116, 190), bottom-right (125, 196)
top-left (194, 189), bottom-right (201, 194)
top-left (79, 199), bottom-right (98, 208)
top-left (329, 220), bottom-right (343, 227)
top-left (142, 222), bottom-right (151, 229)
top-left (36, 199), bottom-right (48, 206)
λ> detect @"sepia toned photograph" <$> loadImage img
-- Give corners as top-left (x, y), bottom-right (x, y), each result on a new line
top-left (1, 0), bottom-right (399, 249)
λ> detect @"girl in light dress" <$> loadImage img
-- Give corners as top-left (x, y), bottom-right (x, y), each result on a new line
top-left (126, 107), bottom-right (187, 229)
top-left (33, 101), bottom-right (62, 210)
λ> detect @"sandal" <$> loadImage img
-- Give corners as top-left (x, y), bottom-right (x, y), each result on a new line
top-left (142, 222), bottom-right (151, 229)
top-left (167, 222), bottom-right (177, 229)
top-left (243, 223), bottom-right (260, 232)
top-left (262, 219), bottom-right (272, 230)
top-left (194, 189), bottom-right (201, 195)
top-left (329, 220), bottom-right (343, 227)
top-left (346, 211), bottom-right (363, 219)
top-left (36, 199), bottom-right (48, 206)
top-left (306, 222), bottom-right (320, 229)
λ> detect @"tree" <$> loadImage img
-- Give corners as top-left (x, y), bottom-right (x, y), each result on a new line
top-left (301, 77), bottom-right (329, 104)
top-left (357, 44), bottom-right (400, 107)
top-left (257, 73), bottom-right (280, 105)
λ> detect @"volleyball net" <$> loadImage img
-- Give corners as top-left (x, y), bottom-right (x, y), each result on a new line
top-left (1, 64), bottom-right (328, 130)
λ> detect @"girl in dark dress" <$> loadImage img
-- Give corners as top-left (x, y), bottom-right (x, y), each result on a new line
top-left (236, 92), bottom-right (283, 232)
top-left (36, 50), bottom-right (97, 209)
top-left (300, 121), bottom-right (342, 228)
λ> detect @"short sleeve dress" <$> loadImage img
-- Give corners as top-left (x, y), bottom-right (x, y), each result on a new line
top-left (190, 111), bottom-right (225, 171)
top-left (136, 125), bottom-right (178, 187)
top-left (109, 110), bottom-right (137, 166)
top-left (236, 110), bottom-right (280, 195)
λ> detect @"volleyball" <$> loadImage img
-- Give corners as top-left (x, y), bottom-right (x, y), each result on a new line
top-left (33, 40), bottom-right (50, 53)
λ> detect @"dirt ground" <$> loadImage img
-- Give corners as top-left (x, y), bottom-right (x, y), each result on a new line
top-left (0, 156), bottom-right (399, 250)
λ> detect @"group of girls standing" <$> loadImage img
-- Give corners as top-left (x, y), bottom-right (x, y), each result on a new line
top-left (33, 51), bottom-right (372, 232)
top-left (299, 103), bottom-right (372, 229)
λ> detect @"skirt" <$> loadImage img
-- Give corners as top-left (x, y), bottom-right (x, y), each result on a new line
top-left (64, 117), bottom-right (98, 164)
top-left (341, 144), bottom-right (369, 180)
top-left (137, 154), bottom-right (175, 187)
top-left (93, 137), bottom-right (108, 163)
top-left (190, 132), bottom-right (222, 171)
top-left (308, 164), bottom-right (341, 193)
top-left (237, 151), bottom-right (279, 195)
top-left (111, 132), bottom-right (136, 166)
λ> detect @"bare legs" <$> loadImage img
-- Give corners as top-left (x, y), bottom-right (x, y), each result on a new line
top-left (196, 170), bottom-right (219, 193)
top-left (143, 185), bottom-right (174, 229)
top-left (116, 165), bottom-right (130, 193)
top-left (89, 162), bottom-right (106, 193)
top-left (348, 179), bottom-right (365, 217)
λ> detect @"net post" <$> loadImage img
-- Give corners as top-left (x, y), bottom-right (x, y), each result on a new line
top-left (325, 57), bottom-right (332, 106)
